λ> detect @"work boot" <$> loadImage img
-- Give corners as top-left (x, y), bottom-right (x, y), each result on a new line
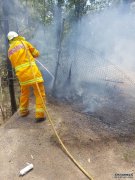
top-left (20, 110), bottom-right (29, 117)
top-left (35, 117), bottom-right (46, 123)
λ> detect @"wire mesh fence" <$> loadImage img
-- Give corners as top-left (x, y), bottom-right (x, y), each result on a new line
top-left (53, 44), bottom-right (135, 135)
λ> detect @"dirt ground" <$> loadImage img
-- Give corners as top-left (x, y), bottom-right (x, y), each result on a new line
top-left (0, 97), bottom-right (135, 180)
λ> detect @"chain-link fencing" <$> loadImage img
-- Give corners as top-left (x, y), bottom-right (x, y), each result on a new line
top-left (52, 43), bottom-right (135, 135)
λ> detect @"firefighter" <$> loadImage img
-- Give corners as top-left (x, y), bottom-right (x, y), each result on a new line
top-left (7, 31), bottom-right (46, 123)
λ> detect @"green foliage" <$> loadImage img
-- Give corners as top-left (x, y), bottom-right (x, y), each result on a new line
top-left (20, 0), bottom-right (55, 25)
top-left (17, 0), bottom-right (119, 27)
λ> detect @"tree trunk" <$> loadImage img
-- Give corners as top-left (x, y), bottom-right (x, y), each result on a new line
top-left (52, 0), bottom-right (64, 93)
top-left (2, 0), bottom-right (17, 114)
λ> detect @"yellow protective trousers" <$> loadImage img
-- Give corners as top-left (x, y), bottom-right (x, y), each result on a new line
top-left (19, 82), bottom-right (46, 118)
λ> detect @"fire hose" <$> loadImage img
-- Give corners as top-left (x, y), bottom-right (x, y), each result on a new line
top-left (21, 41), bottom-right (94, 180)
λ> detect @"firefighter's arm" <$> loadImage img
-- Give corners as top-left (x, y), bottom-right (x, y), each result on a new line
top-left (26, 41), bottom-right (40, 58)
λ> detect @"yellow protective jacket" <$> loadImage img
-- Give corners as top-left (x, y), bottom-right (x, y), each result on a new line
top-left (8, 36), bottom-right (44, 86)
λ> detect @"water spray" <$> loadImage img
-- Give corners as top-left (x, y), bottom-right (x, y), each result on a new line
top-left (36, 59), bottom-right (54, 80)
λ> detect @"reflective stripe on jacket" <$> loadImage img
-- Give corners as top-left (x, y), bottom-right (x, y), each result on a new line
top-left (8, 36), bottom-right (44, 86)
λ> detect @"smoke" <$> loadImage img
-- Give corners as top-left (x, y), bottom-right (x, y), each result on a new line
top-left (2, 1), bottom-right (135, 87)
top-left (1, 0), bottom-right (57, 91)
top-left (51, 4), bottom-right (135, 133)
top-left (2, 0), bottom-right (135, 131)
top-left (78, 7), bottom-right (135, 79)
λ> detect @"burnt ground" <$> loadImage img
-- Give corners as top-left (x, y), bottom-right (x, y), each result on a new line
top-left (0, 96), bottom-right (135, 180)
